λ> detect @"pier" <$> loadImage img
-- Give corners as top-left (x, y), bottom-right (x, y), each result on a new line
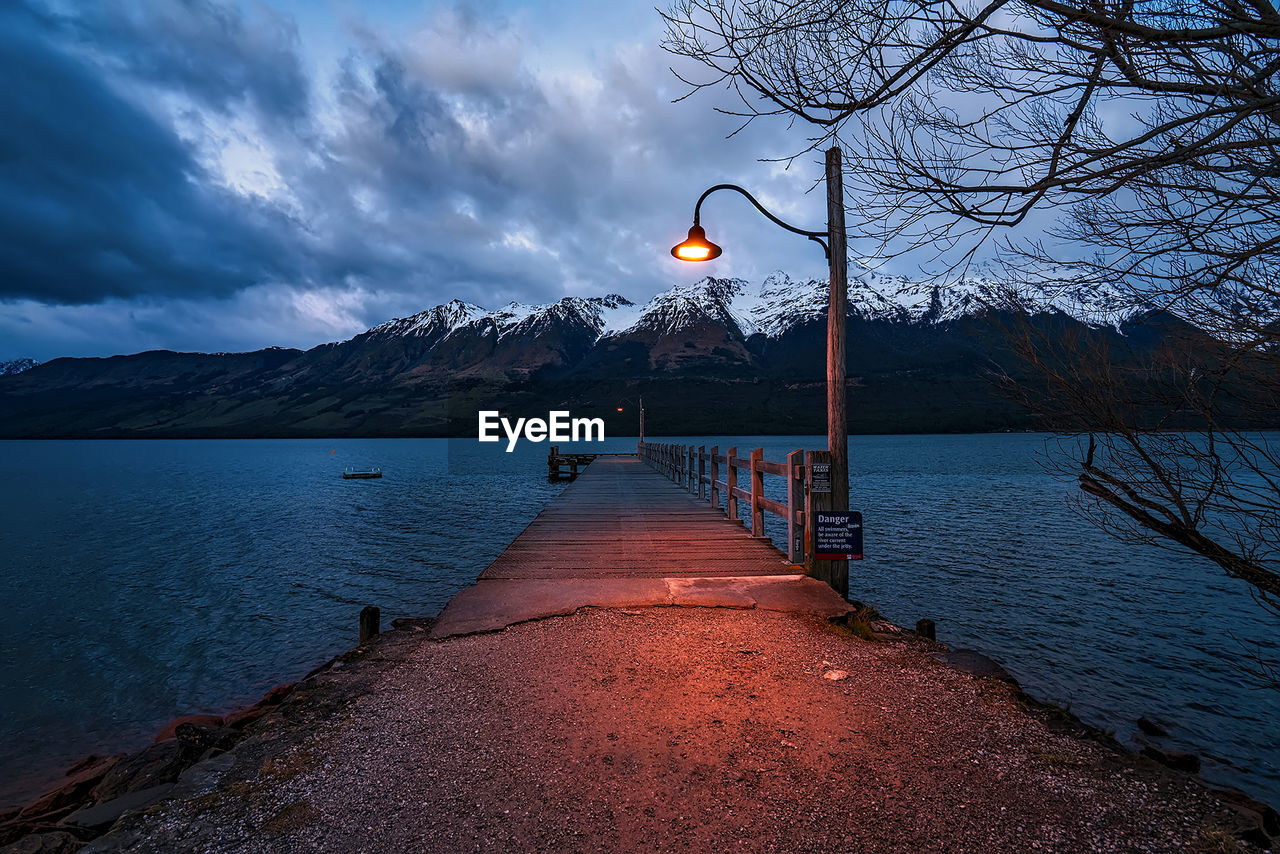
top-left (434, 447), bottom-right (852, 637)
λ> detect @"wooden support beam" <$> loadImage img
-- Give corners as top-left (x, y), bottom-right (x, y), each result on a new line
top-left (750, 447), bottom-right (765, 537)
top-left (804, 449), bottom-right (848, 598)
top-left (709, 445), bottom-right (720, 511)
top-left (698, 445), bottom-right (706, 499)
top-left (726, 446), bottom-right (738, 521)
top-left (787, 449), bottom-right (804, 564)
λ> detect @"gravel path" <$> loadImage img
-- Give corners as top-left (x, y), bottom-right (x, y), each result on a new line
top-left (87, 607), bottom-right (1250, 853)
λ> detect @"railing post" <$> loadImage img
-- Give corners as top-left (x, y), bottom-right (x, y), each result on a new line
top-left (698, 445), bottom-right (706, 499)
top-left (787, 449), bottom-right (804, 563)
top-left (687, 445), bottom-right (694, 491)
top-left (750, 447), bottom-right (765, 537)
top-left (710, 445), bottom-right (720, 511)
top-left (805, 449), bottom-right (847, 597)
top-left (726, 446), bottom-right (738, 521)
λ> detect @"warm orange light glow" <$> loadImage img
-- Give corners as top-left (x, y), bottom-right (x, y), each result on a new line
top-left (617, 407), bottom-right (624, 412)
top-left (675, 245), bottom-right (711, 261)
top-left (670, 224), bottom-right (722, 262)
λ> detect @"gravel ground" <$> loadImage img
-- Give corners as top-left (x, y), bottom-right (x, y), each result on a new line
top-left (87, 607), bottom-right (1256, 853)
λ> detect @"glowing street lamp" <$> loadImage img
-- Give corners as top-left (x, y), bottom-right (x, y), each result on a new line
top-left (670, 149), bottom-right (850, 598)
top-left (670, 224), bottom-right (722, 261)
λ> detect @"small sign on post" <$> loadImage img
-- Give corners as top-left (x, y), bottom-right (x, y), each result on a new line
top-left (814, 511), bottom-right (863, 561)
top-left (810, 462), bottom-right (832, 494)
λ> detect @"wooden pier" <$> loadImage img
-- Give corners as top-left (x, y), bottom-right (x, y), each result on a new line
top-left (432, 445), bottom-right (852, 637)
top-left (545, 447), bottom-right (635, 481)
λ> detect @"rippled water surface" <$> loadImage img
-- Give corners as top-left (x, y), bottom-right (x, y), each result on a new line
top-left (0, 436), bottom-right (1275, 807)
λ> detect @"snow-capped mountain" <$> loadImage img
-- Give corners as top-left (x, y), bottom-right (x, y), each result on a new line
top-left (369, 295), bottom-right (637, 344)
top-left (353, 271), bottom-right (1145, 356)
top-left (366, 299), bottom-right (485, 340)
top-left (0, 358), bottom-right (38, 376)
top-left (1, 269), bottom-right (1185, 438)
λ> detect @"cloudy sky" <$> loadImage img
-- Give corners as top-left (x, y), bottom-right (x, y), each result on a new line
top-left (0, 0), bottom-right (853, 362)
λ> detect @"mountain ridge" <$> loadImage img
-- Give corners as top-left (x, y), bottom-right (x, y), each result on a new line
top-left (0, 272), bottom-right (1185, 438)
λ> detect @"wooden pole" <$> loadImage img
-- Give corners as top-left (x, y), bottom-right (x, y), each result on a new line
top-left (750, 447), bottom-right (765, 537)
top-left (825, 146), bottom-right (850, 598)
top-left (698, 445), bottom-right (706, 500)
top-left (805, 449), bottom-right (847, 596)
top-left (787, 449), bottom-right (804, 563)
top-left (359, 605), bottom-right (380, 644)
top-left (726, 445), bottom-right (739, 521)
top-left (710, 445), bottom-right (720, 512)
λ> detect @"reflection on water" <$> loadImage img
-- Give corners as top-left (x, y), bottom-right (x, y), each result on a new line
top-left (0, 435), bottom-right (1275, 807)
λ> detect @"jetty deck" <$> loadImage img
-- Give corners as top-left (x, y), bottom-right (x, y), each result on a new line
top-left (433, 455), bottom-right (849, 636)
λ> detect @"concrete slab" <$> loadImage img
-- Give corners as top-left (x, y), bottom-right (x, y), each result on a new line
top-left (747, 575), bottom-right (857, 619)
top-left (432, 575), bottom-right (855, 639)
top-left (431, 578), bottom-right (672, 638)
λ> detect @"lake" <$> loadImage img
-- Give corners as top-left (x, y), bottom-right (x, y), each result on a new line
top-left (0, 435), bottom-right (1275, 807)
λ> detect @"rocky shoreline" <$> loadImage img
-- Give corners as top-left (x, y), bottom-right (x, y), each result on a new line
top-left (0, 680), bottom-right (300, 853)
top-left (2, 611), bottom-right (1277, 853)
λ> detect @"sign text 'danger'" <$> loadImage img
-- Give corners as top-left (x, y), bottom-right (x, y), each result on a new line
top-left (477, 411), bottom-right (605, 452)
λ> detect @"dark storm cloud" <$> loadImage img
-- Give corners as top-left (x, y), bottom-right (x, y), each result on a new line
top-left (0, 1), bottom-right (300, 303)
top-left (65, 0), bottom-right (312, 124)
top-left (0, 0), bottom-right (826, 359)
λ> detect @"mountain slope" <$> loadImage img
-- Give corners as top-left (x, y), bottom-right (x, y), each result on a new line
top-left (0, 272), bottom-right (1191, 438)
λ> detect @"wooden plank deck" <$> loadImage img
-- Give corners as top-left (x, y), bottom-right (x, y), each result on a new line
top-left (482, 457), bottom-right (796, 579)
top-left (432, 456), bottom-right (851, 637)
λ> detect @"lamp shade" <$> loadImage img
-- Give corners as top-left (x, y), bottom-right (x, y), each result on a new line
top-left (670, 224), bottom-right (722, 261)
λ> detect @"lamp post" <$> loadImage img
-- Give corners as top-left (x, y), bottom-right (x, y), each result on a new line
top-left (617, 396), bottom-right (645, 450)
top-left (671, 146), bottom-right (849, 597)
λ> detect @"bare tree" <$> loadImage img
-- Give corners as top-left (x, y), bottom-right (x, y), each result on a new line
top-left (663, 0), bottom-right (1280, 612)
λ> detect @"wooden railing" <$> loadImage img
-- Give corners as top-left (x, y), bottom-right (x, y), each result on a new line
top-left (639, 441), bottom-right (811, 564)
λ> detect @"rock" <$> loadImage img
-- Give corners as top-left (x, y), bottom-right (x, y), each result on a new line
top-left (18, 755), bottom-right (123, 820)
top-left (1136, 717), bottom-right (1169, 737)
top-left (822, 670), bottom-right (849, 681)
top-left (258, 683), bottom-right (295, 707)
top-left (930, 649), bottom-right (1020, 686)
top-left (1140, 746), bottom-right (1201, 773)
top-left (153, 714), bottom-right (222, 744)
top-left (0, 831), bottom-right (83, 854)
top-left (174, 725), bottom-right (238, 758)
top-left (90, 742), bottom-right (186, 802)
top-left (222, 683), bottom-right (296, 729)
top-left (222, 705), bottom-right (268, 730)
top-left (1240, 825), bottom-right (1273, 848)
top-left (171, 753), bottom-right (234, 799)
top-left (1163, 750), bottom-right (1201, 774)
top-left (60, 785), bottom-right (173, 832)
top-left (1215, 788), bottom-right (1280, 839)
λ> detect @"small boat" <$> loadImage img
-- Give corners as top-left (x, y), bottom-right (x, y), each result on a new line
top-left (342, 467), bottom-right (382, 479)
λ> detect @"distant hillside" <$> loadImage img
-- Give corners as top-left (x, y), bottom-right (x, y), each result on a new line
top-left (0, 358), bottom-right (38, 377)
top-left (0, 271), bottom-right (1220, 438)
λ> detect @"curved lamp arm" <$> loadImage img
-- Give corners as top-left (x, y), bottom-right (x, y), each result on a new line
top-left (693, 184), bottom-right (830, 260)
